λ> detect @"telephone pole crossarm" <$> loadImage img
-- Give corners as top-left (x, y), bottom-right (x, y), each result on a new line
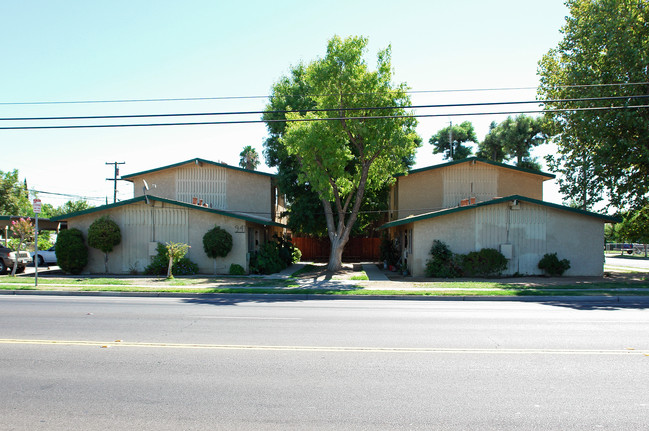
top-left (106, 161), bottom-right (126, 204)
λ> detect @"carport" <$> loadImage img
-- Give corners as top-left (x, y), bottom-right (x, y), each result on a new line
top-left (0, 215), bottom-right (67, 247)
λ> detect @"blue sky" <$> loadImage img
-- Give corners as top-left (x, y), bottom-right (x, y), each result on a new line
top-left (0, 0), bottom-right (569, 207)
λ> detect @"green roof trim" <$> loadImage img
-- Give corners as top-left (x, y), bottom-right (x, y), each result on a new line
top-left (397, 157), bottom-right (555, 179)
top-left (380, 194), bottom-right (620, 229)
top-left (121, 157), bottom-right (276, 181)
top-left (50, 195), bottom-right (287, 228)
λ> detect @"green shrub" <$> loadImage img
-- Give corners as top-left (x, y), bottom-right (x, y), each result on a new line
top-left (250, 241), bottom-right (285, 275)
top-left (229, 263), bottom-right (246, 275)
top-left (461, 248), bottom-right (508, 277)
top-left (87, 216), bottom-right (121, 273)
top-left (203, 226), bottom-right (233, 258)
top-left (425, 240), bottom-right (462, 278)
top-left (55, 228), bottom-right (88, 274)
top-left (292, 246), bottom-right (302, 264)
top-left (87, 216), bottom-right (121, 253)
top-left (379, 235), bottom-right (399, 266)
top-left (538, 253), bottom-right (571, 276)
top-left (275, 234), bottom-right (300, 265)
top-left (144, 243), bottom-right (198, 276)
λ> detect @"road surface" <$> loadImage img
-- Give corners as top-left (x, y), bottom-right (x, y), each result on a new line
top-left (1, 295), bottom-right (648, 429)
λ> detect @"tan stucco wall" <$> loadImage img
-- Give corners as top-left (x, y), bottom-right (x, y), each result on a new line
top-left (127, 162), bottom-right (272, 220)
top-left (392, 161), bottom-right (547, 219)
top-left (65, 200), bottom-right (268, 275)
top-left (497, 169), bottom-right (544, 200)
top-left (394, 169), bottom-right (444, 219)
top-left (399, 201), bottom-right (605, 277)
top-left (129, 171), bottom-right (177, 200)
top-left (226, 169), bottom-right (272, 220)
top-left (546, 207), bottom-right (604, 276)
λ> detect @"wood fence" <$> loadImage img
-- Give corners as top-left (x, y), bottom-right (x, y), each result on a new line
top-left (292, 237), bottom-right (381, 262)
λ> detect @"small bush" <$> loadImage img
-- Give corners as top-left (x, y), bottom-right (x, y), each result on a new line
top-left (55, 228), bottom-right (88, 274)
top-left (275, 234), bottom-right (300, 265)
top-left (250, 241), bottom-right (285, 275)
top-left (87, 216), bottom-right (121, 253)
top-left (203, 226), bottom-right (233, 258)
top-left (292, 246), bottom-right (302, 264)
top-left (229, 263), bottom-right (245, 275)
top-left (145, 243), bottom-right (198, 276)
top-left (461, 248), bottom-right (508, 277)
top-left (538, 253), bottom-right (571, 276)
top-left (425, 240), bottom-right (462, 278)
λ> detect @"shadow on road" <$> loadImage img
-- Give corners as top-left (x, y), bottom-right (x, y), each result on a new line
top-left (538, 300), bottom-right (649, 311)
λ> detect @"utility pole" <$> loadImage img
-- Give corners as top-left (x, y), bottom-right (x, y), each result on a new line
top-left (106, 162), bottom-right (125, 204)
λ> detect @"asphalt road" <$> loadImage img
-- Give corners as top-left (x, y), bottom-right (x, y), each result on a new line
top-left (1, 296), bottom-right (648, 430)
top-left (606, 255), bottom-right (649, 270)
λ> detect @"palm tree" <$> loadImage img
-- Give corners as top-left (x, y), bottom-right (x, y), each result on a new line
top-left (239, 145), bottom-right (260, 170)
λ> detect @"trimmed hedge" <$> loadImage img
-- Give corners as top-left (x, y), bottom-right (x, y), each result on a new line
top-left (55, 228), bottom-right (88, 274)
top-left (461, 248), bottom-right (508, 277)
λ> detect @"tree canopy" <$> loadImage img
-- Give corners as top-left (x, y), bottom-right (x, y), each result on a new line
top-left (239, 145), bottom-right (260, 170)
top-left (482, 115), bottom-right (545, 170)
top-left (476, 121), bottom-right (506, 162)
top-left (0, 170), bottom-right (31, 216)
top-left (87, 216), bottom-right (122, 273)
top-left (538, 0), bottom-right (649, 210)
top-left (429, 121), bottom-right (477, 161)
top-left (264, 36), bottom-right (420, 271)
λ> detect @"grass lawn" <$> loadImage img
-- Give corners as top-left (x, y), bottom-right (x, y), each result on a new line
top-left (1, 271), bottom-right (648, 298)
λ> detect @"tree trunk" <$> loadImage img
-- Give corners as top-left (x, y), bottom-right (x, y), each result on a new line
top-left (167, 255), bottom-right (173, 278)
top-left (104, 253), bottom-right (109, 274)
top-left (327, 235), bottom-right (346, 272)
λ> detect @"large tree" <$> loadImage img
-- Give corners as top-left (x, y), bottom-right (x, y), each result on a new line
top-left (239, 145), bottom-right (260, 170)
top-left (429, 121), bottom-right (477, 161)
top-left (545, 138), bottom-right (605, 210)
top-left (538, 0), bottom-right (649, 210)
top-left (0, 170), bottom-right (31, 216)
top-left (476, 121), bottom-right (506, 162)
top-left (266, 36), bottom-right (420, 271)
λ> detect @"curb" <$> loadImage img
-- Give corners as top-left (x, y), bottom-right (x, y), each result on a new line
top-left (1, 289), bottom-right (649, 304)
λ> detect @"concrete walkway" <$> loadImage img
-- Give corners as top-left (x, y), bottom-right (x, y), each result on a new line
top-left (265, 262), bottom-right (307, 279)
top-left (362, 263), bottom-right (389, 281)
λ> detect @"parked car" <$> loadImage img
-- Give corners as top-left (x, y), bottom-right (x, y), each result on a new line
top-left (31, 246), bottom-right (57, 266)
top-left (0, 246), bottom-right (31, 274)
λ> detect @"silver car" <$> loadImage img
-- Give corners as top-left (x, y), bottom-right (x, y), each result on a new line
top-left (31, 246), bottom-right (57, 266)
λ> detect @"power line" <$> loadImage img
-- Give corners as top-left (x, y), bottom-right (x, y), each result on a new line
top-left (0, 81), bottom-right (647, 106)
top-left (0, 180), bottom-right (105, 202)
top-left (0, 104), bottom-right (647, 130)
top-left (2, 94), bottom-right (648, 122)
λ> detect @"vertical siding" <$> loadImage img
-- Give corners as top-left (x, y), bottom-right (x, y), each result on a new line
top-left (442, 164), bottom-right (497, 208)
top-left (119, 207), bottom-right (152, 273)
top-left (176, 165), bottom-right (227, 209)
top-left (118, 205), bottom-right (189, 272)
top-left (474, 202), bottom-right (547, 275)
top-left (508, 203), bottom-right (547, 274)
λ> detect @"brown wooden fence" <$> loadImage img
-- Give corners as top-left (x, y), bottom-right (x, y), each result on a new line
top-left (292, 237), bottom-right (381, 262)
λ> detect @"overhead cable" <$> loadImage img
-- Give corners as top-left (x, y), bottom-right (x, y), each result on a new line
top-left (0, 104), bottom-right (647, 130)
top-left (0, 81), bottom-right (647, 105)
top-left (1, 94), bottom-right (648, 122)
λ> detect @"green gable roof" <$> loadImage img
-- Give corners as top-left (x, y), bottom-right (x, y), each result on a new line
top-left (380, 194), bottom-right (619, 229)
top-left (121, 157), bottom-right (276, 181)
top-left (398, 157), bottom-right (555, 180)
top-left (50, 195), bottom-right (287, 228)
